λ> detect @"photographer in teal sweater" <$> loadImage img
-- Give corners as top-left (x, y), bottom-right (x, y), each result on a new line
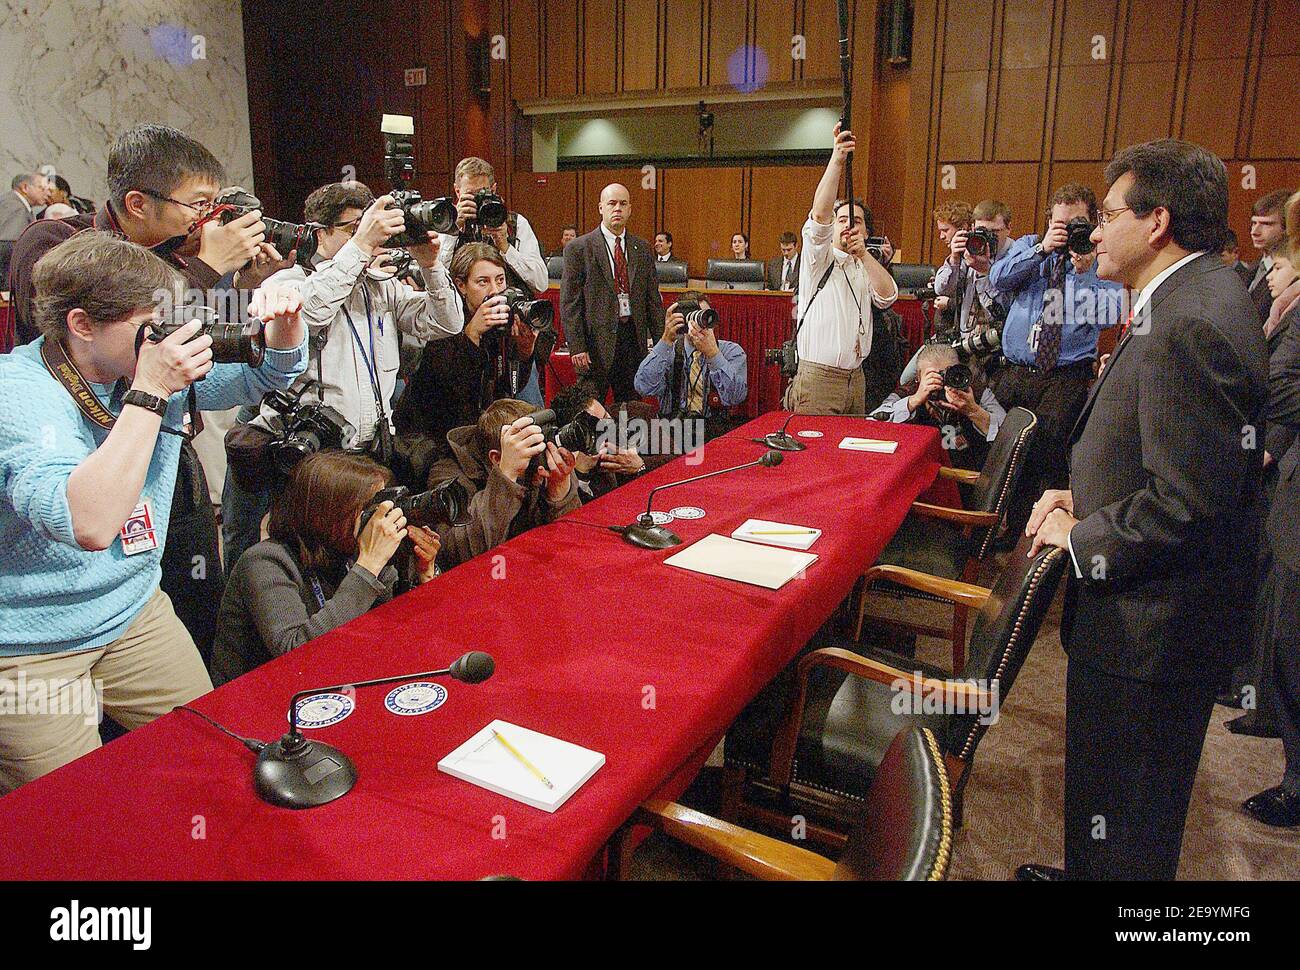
top-left (0, 231), bottom-right (307, 792)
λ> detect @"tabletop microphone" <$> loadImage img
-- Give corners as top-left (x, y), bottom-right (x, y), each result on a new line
top-left (754, 411), bottom-right (886, 451)
top-left (254, 650), bottom-right (495, 809)
top-left (612, 449), bottom-right (784, 550)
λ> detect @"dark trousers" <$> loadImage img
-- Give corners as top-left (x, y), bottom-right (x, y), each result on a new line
top-left (1064, 658), bottom-right (1217, 880)
top-left (992, 360), bottom-right (1092, 533)
top-left (1227, 465), bottom-right (1282, 724)
top-left (578, 319), bottom-right (642, 403)
top-left (1267, 562), bottom-right (1300, 793)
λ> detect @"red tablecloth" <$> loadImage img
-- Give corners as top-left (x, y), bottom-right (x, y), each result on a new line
top-left (538, 288), bottom-right (930, 417)
top-left (0, 414), bottom-right (944, 881)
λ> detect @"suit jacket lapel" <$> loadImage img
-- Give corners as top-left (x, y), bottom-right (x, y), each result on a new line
top-left (593, 231), bottom-right (615, 289)
top-left (624, 235), bottom-right (637, 292)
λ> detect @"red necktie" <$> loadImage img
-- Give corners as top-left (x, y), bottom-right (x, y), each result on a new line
top-left (613, 236), bottom-right (630, 298)
top-left (1118, 307), bottom-right (1134, 342)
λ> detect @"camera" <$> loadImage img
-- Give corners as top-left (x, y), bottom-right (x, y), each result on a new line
top-left (503, 287), bottom-right (554, 331)
top-left (951, 326), bottom-right (1002, 362)
top-left (358, 481), bottom-right (468, 533)
top-left (1066, 216), bottom-right (1096, 255)
top-left (674, 299), bottom-right (719, 333)
top-left (262, 389), bottom-right (356, 475)
top-left (470, 188), bottom-right (507, 230)
top-left (381, 113), bottom-right (458, 245)
top-left (212, 188), bottom-right (322, 268)
top-left (144, 303), bottom-right (263, 368)
top-left (965, 226), bottom-right (998, 258)
top-left (866, 236), bottom-right (888, 262)
top-left (764, 341), bottom-right (799, 379)
top-left (928, 362), bottom-right (973, 402)
top-left (526, 408), bottom-right (601, 455)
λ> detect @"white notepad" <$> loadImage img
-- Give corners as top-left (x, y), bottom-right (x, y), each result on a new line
top-left (731, 518), bottom-right (822, 551)
top-left (438, 720), bottom-right (605, 813)
top-left (839, 436), bottom-right (899, 453)
top-left (664, 533), bottom-right (818, 590)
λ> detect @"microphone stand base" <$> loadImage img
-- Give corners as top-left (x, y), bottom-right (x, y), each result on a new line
top-left (756, 432), bottom-right (807, 452)
top-left (254, 735), bottom-right (357, 809)
top-left (620, 522), bottom-right (683, 549)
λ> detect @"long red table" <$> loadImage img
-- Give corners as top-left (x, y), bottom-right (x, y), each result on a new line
top-left (539, 287), bottom-right (931, 417)
top-left (0, 414), bottom-right (944, 880)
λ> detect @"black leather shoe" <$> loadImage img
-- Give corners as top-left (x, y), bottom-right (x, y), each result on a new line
top-left (1226, 713), bottom-right (1280, 739)
top-left (1015, 863), bottom-right (1067, 882)
top-left (1242, 787), bottom-right (1300, 827)
top-left (1216, 689), bottom-right (1244, 709)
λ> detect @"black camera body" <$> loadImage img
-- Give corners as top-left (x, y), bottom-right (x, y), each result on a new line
top-left (386, 189), bottom-right (457, 247)
top-left (359, 481), bottom-right (468, 533)
top-left (526, 408), bottom-right (601, 455)
top-left (674, 299), bottom-right (719, 333)
top-left (213, 188), bottom-right (321, 268)
top-left (503, 287), bottom-right (554, 331)
top-left (764, 341), bottom-right (799, 379)
top-left (262, 391), bottom-right (356, 475)
top-left (1066, 216), bottom-right (1096, 255)
top-left (926, 362), bottom-right (973, 403)
top-left (866, 236), bottom-right (888, 262)
top-left (965, 226), bottom-right (998, 259)
top-left (145, 304), bottom-right (263, 369)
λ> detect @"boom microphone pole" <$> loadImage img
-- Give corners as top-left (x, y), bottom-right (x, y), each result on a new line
top-left (838, 0), bottom-right (854, 210)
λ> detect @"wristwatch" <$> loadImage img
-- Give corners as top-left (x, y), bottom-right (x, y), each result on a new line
top-left (1032, 242), bottom-right (1046, 258)
top-left (123, 389), bottom-right (169, 417)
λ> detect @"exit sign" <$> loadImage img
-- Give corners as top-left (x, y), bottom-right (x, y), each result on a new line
top-left (404, 68), bottom-right (427, 87)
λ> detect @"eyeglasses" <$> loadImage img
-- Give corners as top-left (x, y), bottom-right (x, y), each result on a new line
top-left (137, 188), bottom-right (214, 216)
top-left (1098, 206), bottom-right (1133, 227)
top-left (330, 217), bottom-right (361, 236)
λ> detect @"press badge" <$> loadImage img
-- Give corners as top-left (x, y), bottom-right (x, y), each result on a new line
top-left (119, 498), bottom-right (159, 556)
top-left (618, 292), bottom-right (631, 317)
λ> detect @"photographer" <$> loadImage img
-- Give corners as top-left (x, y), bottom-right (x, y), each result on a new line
top-left (220, 181), bottom-right (463, 577)
top-left (784, 123), bottom-right (898, 415)
top-left (987, 183), bottom-right (1123, 532)
top-left (934, 199), bottom-right (1013, 337)
top-left (872, 342), bottom-right (1005, 470)
top-left (396, 243), bottom-right (548, 471)
top-left (0, 231), bottom-right (307, 792)
top-left (437, 156), bottom-right (547, 295)
top-left (210, 451), bottom-right (440, 686)
top-left (634, 290), bottom-right (747, 439)
top-left (428, 399), bottom-right (581, 569)
top-left (551, 384), bottom-right (646, 502)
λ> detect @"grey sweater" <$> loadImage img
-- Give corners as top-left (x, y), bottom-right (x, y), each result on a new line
top-left (210, 540), bottom-right (396, 686)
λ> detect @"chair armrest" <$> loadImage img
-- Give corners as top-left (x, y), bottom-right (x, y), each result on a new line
top-left (638, 799), bottom-right (836, 881)
top-left (864, 564), bottom-right (991, 610)
top-left (910, 501), bottom-right (999, 528)
top-left (938, 466), bottom-right (981, 484)
top-left (768, 645), bottom-right (995, 788)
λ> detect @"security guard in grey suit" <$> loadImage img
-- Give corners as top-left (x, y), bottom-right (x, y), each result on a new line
top-left (1019, 140), bottom-right (1268, 881)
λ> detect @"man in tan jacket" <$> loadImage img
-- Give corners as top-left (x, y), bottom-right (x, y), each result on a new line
top-left (429, 398), bottom-right (581, 568)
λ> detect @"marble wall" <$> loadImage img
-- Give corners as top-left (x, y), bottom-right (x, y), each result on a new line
top-left (0, 0), bottom-right (253, 204)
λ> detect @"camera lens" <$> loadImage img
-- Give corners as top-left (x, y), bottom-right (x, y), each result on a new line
top-left (273, 432), bottom-right (320, 476)
top-left (406, 197), bottom-right (458, 236)
top-left (943, 363), bottom-right (973, 391)
top-left (474, 190), bottom-right (507, 229)
top-left (1066, 216), bottom-right (1096, 255)
top-left (504, 287), bottom-right (554, 331)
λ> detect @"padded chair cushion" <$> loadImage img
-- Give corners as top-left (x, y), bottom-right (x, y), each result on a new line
top-left (725, 643), bottom-right (952, 802)
top-left (875, 512), bottom-right (968, 580)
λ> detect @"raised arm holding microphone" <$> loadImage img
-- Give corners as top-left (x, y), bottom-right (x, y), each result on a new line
top-left (784, 122), bottom-right (898, 415)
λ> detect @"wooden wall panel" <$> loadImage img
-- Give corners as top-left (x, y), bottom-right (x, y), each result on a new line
top-left (799, 0), bottom-right (844, 82)
top-left (1115, 60), bottom-right (1177, 148)
top-left (1181, 58), bottom-right (1247, 159)
top-left (1262, 0), bottom-right (1300, 55)
top-left (754, 0), bottom-right (798, 86)
top-left (1053, 64), bottom-right (1109, 160)
top-left (545, 0), bottom-right (580, 96)
top-left (748, 165), bottom-right (824, 262)
top-left (938, 71), bottom-right (989, 161)
top-left (1060, 0), bottom-right (1116, 65)
top-left (622, 0), bottom-right (660, 91)
top-left (1191, 0), bottom-right (1254, 59)
top-left (707, 0), bottom-right (750, 88)
top-left (510, 171), bottom-right (581, 253)
top-left (1251, 56), bottom-right (1300, 157)
top-left (942, 0), bottom-right (994, 68)
top-left (1000, 0), bottom-right (1053, 68)
top-left (508, 0), bottom-right (541, 101)
top-left (1123, 0), bottom-right (1178, 62)
top-left (583, 0), bottom-right (619, 95)
top-left (659, 167), bottom-right (744, 274)
top-left (664, 0), bottom-right (705, 89)
top-left (993, 68), bottom-right (1049, 161)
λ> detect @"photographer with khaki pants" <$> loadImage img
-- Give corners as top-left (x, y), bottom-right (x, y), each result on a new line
top-left (783, 123), bottom-right (898, 415)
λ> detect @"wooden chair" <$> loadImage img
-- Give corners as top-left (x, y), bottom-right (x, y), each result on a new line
top-left (615, 726), bottom-right (953, 881)
top-left (856, 406), bottom-right (1038, 670)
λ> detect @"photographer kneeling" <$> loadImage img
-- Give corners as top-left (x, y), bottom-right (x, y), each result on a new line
top-left (429, 399), bottom-right (581, 569)
top-left (210, 451), bottom-right (440, 686)
top-left (551, 384), bottom-right (646, 502)
top-left (872, 342), bottom-right (1005, 471)
top-left (0, 231), bottom-right (307, 792)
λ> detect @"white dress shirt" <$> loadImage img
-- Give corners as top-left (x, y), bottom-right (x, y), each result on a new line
top-left (796, 213), bottom-right (898, 369)
top-left (437, 210), bottom-right (548, 293)
top-left (1065, 248), bottom-right (1206, 576)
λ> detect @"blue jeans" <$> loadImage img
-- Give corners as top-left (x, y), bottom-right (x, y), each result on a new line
top-left (221, 465), bottom-right (273, 579)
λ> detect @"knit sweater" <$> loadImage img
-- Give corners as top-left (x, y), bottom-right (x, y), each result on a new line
top-left (0, 335), bottom-right (308, 657)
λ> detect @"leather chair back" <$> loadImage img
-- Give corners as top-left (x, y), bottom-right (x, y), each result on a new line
top-left (654, 259), bottom-right (688, 285)
top-left (706, 258), bottom-right (766, 289)
top-left (546, 255), bottom-right (565, 280)
top-left (833, 726), bottom-right (952, 880)
top-left (965, 406), bottom-right (1037, 559)
top-left (944, 536), bottom-right (1067, 765)
top-left (890, 263), bottom-right (936, 292)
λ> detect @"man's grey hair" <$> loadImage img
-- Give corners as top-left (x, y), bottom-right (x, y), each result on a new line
top-left (11, 173), bottom-right (38, 191)
top-left (916, 342), bottom-right (959, 372)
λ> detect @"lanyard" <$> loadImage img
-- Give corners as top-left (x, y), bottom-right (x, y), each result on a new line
top-left (39, 337), bottom-right (192, 438)
top-left (308, 575), bottom-right (326, 610)
top-left (341, 286), bottom-right (386, 420)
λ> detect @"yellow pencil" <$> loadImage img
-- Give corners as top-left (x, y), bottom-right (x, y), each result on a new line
top-left (750, 529), bottom-right (817, 535)
top-left (492, 729), bottom-right (554, 789)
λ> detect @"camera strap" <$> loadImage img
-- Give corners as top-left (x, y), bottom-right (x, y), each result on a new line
top-left (40, 338), bottom-right (198, 438)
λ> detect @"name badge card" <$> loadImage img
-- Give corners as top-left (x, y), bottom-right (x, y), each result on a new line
top-left (119, 498), bottom-right (159, 556)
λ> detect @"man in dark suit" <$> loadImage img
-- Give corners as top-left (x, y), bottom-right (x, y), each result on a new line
top-left (765, 231), bottom-right (800, 291)
top-left (560, 182), bottom-right (663, 402)
top-left (1240, 189), bottom-right (1291, 322)
top-left (1020, 139), bottom-right (1269, 881)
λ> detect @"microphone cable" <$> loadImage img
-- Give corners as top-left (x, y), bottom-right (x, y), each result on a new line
top-left (174, 704), bottom-right (267, 754)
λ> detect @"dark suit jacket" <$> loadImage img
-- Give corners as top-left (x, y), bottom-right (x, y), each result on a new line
top-left (1265, 304), bottom-right (1298, 462)
top-left (765, 253), bottom-right (800, 291)
top-left (1064, 253), bottom-right (1269, 683)
top-left (559, 228), bottom-right (662, 372)
top-left (1267, 304), bottom-right (1300, 564)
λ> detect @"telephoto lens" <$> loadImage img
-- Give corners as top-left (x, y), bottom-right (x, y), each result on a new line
top-left (472, 188), bottom-right (508, 229)
top-left (941, 362), bottom-right (973, 391)
top-left (965, 226), bottom-right (997, 258)
top-left (147, 304), bottom-right (265, 368)
top-left (675, 299), bottom-right (719, 330)
top-left (503, 287), bottom-right (554, 331)
top-left (1066, 216), bottom-right (1096, 255)
top-left (387, 190), bottom-right (458, 245)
